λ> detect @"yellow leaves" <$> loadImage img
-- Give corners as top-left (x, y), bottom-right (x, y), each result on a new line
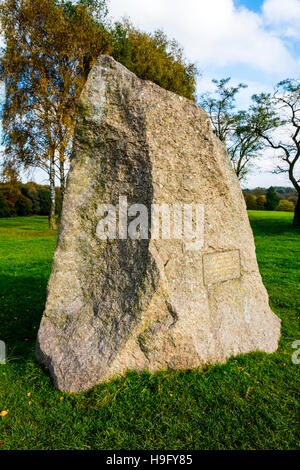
top-left (0, 410), bottom-right (8, 417)
top-left (1, 0), bottom-right (104, 169)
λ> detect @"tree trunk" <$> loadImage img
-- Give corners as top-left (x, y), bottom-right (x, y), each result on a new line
top-left (293, 195), bottom-right (300, 227)
top-left (59, 157), bottom-right (65, 200)
top-left (49, 150), bottom-right (56, 230)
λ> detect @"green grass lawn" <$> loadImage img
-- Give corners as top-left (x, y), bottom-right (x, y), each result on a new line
top-left (0, 212), bottom-right (299, 450)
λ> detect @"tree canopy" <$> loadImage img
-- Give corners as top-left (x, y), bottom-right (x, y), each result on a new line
top-left (0, 0), bottom-right (197, 226)
top-left (110, 21), bottom-right (197, 101)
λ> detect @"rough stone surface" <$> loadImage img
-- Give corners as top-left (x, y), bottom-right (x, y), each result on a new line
top-left (36, 55), bottom-right (281, 392)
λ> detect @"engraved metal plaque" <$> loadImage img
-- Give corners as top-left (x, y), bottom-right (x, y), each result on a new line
top-left (203, 250), bottom-right (240, 286)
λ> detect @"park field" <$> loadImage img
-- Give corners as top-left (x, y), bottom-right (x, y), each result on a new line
top-left (0, 211), bottom-right (299, 450)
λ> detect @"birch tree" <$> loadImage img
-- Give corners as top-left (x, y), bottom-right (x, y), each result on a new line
top-left (0, 0), bottom-right (111, 228)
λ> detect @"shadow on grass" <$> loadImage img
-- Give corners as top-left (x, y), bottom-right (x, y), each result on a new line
top-left (0, 273), bottom-right (48, 362)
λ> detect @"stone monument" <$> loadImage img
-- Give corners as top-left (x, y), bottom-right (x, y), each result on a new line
top-left (36, 56), bottom-right (281, 392)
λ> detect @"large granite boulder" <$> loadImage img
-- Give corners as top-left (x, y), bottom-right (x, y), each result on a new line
top-left (36, 55), bottom-right (281, 392)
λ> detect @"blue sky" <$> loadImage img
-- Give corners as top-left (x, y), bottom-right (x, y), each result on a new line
top-left (1, 0), bottom-right (299, 188)
top-left (235, 0), bottom-right (263, 12)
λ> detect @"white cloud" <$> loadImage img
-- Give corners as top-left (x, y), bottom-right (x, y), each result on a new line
top-left (243, 167), bottom-right (291, 188)
top-left (263, 0), bottom-right (300, 40)
top-left (108, 0), bottom-right (299, 75)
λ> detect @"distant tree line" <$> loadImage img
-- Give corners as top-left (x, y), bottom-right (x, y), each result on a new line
top-left (0, 179), bottom-right (296, 219)
top-left (0, 179), bottom-right (61, 218)
top-left (243, 187), bottom-right (297, 212)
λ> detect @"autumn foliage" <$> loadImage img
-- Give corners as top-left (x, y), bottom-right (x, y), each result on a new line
top-left (0, 180), bottom-right (62, 217)
top-left (0, 0), bottom-right (197, 225)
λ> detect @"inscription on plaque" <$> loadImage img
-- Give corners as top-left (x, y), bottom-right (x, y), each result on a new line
top-left (203, 250), bottom-right (240, 286)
